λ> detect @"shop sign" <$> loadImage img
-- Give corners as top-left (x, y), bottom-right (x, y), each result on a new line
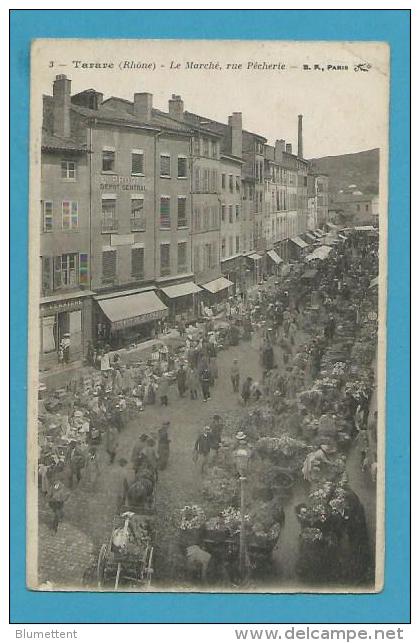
top-left (111, 308), bottom-right (168, 330)
top-left (99, 175), bottom-right (146, 192)
top-left (41, 298), bottom-right (83, 315)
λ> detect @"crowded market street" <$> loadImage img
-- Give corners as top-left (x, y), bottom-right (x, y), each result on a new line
top-left (36, 228), bottom-right (379, 591)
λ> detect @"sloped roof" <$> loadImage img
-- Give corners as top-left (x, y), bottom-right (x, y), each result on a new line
top-left (42, 132), bottom-right (87, 152)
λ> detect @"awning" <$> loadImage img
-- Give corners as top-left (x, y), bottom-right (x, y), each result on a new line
top-left (202, 277), bottom-right (234, 293)
top-left (369, 276), bottom-right (379, 289)
top-left (326, 222), bottom-right (339, 230)
top-left (307, 245), bottom-right (333, 261)
top-left (301, 269), bottom-right (319, 280)
top-left (305, 232), bottom-right (318, 242)
top-left (314, 229), bottom-right (325, 237)
top-left (267, 250), bottom-right (283, 265)
top-left (338, 234), bottom-right (348, 241)
top-left (247, 253), bottom-right (263, 261)
top-left (290, 236), bottom-right (309, 249)
top-left (160, 282), bottom-right (202, 299)
top-left (97, 290), bottom-right (168, 330)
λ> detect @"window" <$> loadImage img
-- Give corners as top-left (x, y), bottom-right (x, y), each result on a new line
top-left (236, 176), bottom-right (240, 192)
top-left (229, 175), bottom-right (234, 192)
top-left (221, 238), bottom-right (226, 258)
top-left (55, 253), bottom-right (78, 288)
top-left (62, 200), bottom-right (78, 230)
top-left (131, 197), bottom-right (145, 231)
top-left (177, 156), bottom-right (187, 178)
top-left (211, 170), bottom-right (218, 192)
top-left (235, 205), bottom-right (240, 220)
top-left (236, 236), bottom-right (240, 253)
top-left (160, 244), bottom-right (170, 276)
top-left (203, 206), bottom-right (209, 230)
top-left (194, 206), bottom-right (201, 232)
top-left (102, 149), bottom-right (115, 172)
top-left (229, 205), bottom-right (233, 224)
top-left (193, 138), bottom-right (200, 156)
top-left (131, 247), bottom-right (144, 279)
top-left (177, 242), bottom-right (187, 272)
top-left (193, 246), bottom-right (200, 272)
top-left (42, 200), bottom-right (53, 232)
top-left (102, 250), bottom-right (117, 284)
top-left (212, 205), bottom-right (218, 228)
top-left (212, 141), bottom-right (218, 158)
top-left (194, 168), bottom-right (201, 192)
top-left (221, 173), bottom-right (226, 190)
top-left (101, 197), bottom-right (118, 232)
top-left (203, 169), bottom-right (210, 192)
top-left (79, 254), bottom-right (88, 285)
top-left (365, 204), bottom-right (369, 212)
top-left (177, 197), bottom-right (187, 228)
top-left (204, 243), bottom-right (212, 268)
top-left (131, 151), bottom-right (144, 175)
top-left (61, 160), bottom-right (76, 180)
top-left (221, 204), bottom-right (226, 222)
top-left (160, 197), bottom-right (171, 229)
top-left (160, 154), bottom-right (171, 177)
top-left (203, 139), bottom-right (210, 157)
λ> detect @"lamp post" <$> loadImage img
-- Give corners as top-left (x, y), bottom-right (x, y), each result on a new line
top-left (234, 446), bottom-right (251, 580)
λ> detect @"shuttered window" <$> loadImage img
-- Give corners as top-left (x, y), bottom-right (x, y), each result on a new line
top-left (41, 256), bottom-right (52, 294)
top-left (79, 254), bottom-right (88, 285)
top-left (160, 244), bottom-right (170, 276)
top-left (62, 201), bottom-right (78, 230)
top-left (131, 197), bottom-right (145, 231)
top-left (177, 197), bottom-right (187, 228)
top-left (131, 247), bottom-right (144, 279)
top-left (131, 151), bottom-right (144, 175)
top-left (160, 197), bottom-right (170, 229)
top-left (102, 150), bottom-right (115, 172)
top-left (102, 250), bottom-right (117, 283)
top-left (177, 242), bottom-right (187, 272)
top-left (160, 154), bottom-right (171, 177)
top-left (177, 156), bottom-right (187, 178)
top-left (54, 253), bottom-right (78, 287)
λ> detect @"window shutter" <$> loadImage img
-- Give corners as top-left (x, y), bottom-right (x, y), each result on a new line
top-left (42, 257), bottom-right (52, 293)
top-left (131, 248), bottom-right (144, 278)
top-left (102, 250), bottom-right (116, 281)
top-left (79, 253), bottom-right (88, 286)
top-left (54, 256), bottom-right (62, 288)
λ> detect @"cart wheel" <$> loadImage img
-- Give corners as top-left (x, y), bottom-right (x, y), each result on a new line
top-left (97, 543), bottom-right (108, 588)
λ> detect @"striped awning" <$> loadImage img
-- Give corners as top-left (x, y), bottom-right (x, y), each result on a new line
top-left (97, 290), bottom-right (168, 330)
top-left (160, 282), bottom-right (202, 299)
top-left (290, 236), bottom-right (309, 249)
top-left (202, 277), bottom-right (234, 293)
top-left (267, 250), bottom-right (283, 265)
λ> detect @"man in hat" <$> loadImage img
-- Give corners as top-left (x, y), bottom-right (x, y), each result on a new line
top-left (60, 333), bottom-right (71, 364)
top-left (66, 440), bottom-right (86, 488)
top-left (47, 480), bottom-right (70, 533)
top-left (241, 376), bottom-right (253, 405)
top-left (193, 426), bottom-right (212, 474)
top-left (105, 424), bottom-right (119, 465)
top-left (230, 359), bottom-right (240, 393)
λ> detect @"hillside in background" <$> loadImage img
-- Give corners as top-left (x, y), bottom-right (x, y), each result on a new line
top-left (309, 148), bottom-right (380, 196)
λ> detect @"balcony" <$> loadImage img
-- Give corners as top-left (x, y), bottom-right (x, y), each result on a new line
top-left (101, 218), bottom-right (119, 233)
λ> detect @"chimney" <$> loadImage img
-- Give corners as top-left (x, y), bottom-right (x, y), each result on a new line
top-left (53, 74), bottom-right (71, 138)
top-left (71, 89), bottom-right (103, 110)
top-left (134, 92), bottom-right (153, 121)
top-left (298, 114), bottom-right (303, 158)
top-left (286, 143), bottom-right (292, 154)
top-left (168, 94), bottom-right (184, 120)
top-left (275, 139), bottom-right (285, 163)
top-left (228, 112), bottom-right (243, 157)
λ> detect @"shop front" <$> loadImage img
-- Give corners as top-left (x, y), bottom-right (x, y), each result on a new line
top-left (221, 255), bottom-right (246, 297)
top-left (94, 289), bottom-right (168, 349)
top-left (246, 253), bottom-right (263, 284)
top-left (159, 282), bottom-right (202, 324)
top-left (39, 291), bottom-right (93, 370)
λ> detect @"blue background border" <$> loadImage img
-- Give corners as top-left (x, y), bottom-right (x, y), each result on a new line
top-left (10, 9), bottom-right (410, 624)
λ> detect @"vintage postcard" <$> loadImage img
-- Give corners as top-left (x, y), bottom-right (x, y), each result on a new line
top-left (27, 39), bottom-right (389, 593)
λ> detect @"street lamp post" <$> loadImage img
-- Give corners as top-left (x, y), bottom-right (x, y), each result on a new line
top-left (234, 446), bottom-right (251, 580)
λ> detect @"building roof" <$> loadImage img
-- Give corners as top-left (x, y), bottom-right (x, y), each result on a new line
top-left (41, 132), bottom-right (87, 152)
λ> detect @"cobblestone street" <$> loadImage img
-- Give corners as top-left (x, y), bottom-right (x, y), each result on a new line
top-left (37, 324), bottom-right (377, 591)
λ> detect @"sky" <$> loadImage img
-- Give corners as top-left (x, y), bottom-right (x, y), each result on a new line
top-left (32, 39), bottom-right (389, 159)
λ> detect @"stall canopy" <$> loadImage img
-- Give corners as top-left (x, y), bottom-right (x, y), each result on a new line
top-left (201, 276), bottom-right (234, 293)
top-left (326, 222), bottom-right (339, 231)
top-left (305, 231), bottom-right (318, 242)
top-left (96, 290), bottom-right (168, 330)
top-left (290, 236), bottom-right (309, 249)
top-left (267, 249), bottom-right (283, 265)
top-left (338, 233), bottom-right (348, 241)
top-left (306, 245), bottom-right (333, 261)
top-left (314, 229), bottom-right (325, 238)
top-left (160, 282), bottom-right (202, 299)
top-left (247, 253), bottom-right (263, 261)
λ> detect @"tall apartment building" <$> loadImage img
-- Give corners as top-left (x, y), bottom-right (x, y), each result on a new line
top-left (308, 172), bottom-right (329, 228)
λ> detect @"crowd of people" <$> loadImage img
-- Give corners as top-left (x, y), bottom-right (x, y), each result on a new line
top-left (37, 227), bottom-right (379, 588)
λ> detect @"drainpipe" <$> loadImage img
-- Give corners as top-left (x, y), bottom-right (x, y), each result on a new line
top-left (153, 131), bottom-right (163, 287)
